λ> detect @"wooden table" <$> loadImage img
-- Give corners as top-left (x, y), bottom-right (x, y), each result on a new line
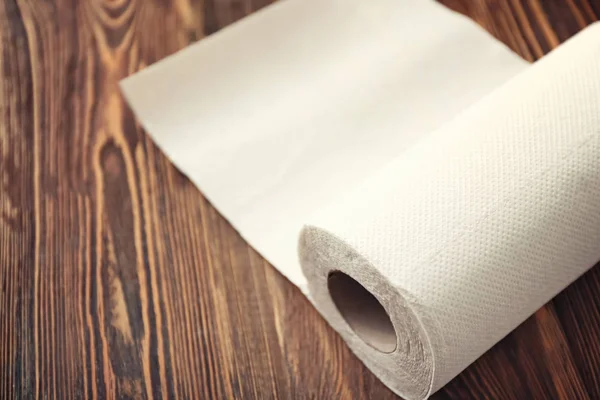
top-left (1, 0), bottom-right (599, 398)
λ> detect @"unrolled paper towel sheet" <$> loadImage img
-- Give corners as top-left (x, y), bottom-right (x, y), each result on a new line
top-left (120, 0), bottom-right (600, 398)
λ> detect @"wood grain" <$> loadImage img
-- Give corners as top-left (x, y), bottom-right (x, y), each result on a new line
top-left (1, 0), bottom-right (599, 398)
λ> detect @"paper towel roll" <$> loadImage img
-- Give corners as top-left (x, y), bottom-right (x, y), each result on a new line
top-left (120, 0), bottom-right (600, 397)
top-left (299, 23), bottom-right (600, 399)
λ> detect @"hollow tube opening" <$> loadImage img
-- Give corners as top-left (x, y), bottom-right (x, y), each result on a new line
top-left (327, 271), bottom-right (397, 353)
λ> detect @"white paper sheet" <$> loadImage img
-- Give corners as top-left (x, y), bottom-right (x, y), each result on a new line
top-left (121, 0), bottom-right (527, 291)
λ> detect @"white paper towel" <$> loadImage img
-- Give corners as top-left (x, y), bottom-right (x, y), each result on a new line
top-left (120, 0), bottom-right (600, 398)
top-left (120, 0), bottom-right (527, 291)
top-left (300, 23), bottom-right (600, 398)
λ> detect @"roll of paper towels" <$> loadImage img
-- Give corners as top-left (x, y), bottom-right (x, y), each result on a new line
top-left (299, 23), bottom-right (600, 398)
top-left (121, 0), bottom-right (600, 398)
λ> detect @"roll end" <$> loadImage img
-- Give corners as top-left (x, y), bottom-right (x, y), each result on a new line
top-left (299, 225), bottom-right (435, 400)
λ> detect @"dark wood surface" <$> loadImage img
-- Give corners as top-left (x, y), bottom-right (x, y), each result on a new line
top-left (1, 0), bottom-right (600, 398)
